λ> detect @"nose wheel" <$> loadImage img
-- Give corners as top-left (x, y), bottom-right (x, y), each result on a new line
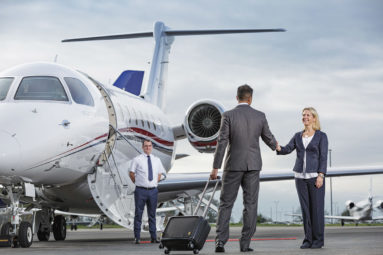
top-left (1, 186), bottom-right (35, 248)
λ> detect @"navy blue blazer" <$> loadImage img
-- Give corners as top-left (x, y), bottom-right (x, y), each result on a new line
top-left (277, 130), bottom-right (328, 174)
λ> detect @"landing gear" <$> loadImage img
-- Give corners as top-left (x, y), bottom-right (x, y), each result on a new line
top-left (18, 222), bottom-right (33, 248)
top-left (36, 208), bottom-right (53, 241)
top-left (0, 222), bottom-right (13, 235)
top-left (0, 186), bottom-right (35, 248)
top-left (0, 221), bottom-right (33, 248)
top-left (70, 224), bottom-right (78, 231)
top-left (53, 215), bottom-right (67, 241)
top-left (37, 228), bottom-right (50, 241)
top-left (341, 219), bottom-right (344, 226)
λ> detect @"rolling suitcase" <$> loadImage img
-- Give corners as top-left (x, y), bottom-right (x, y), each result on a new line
top-left (160, 177), bottom-right (220, 254)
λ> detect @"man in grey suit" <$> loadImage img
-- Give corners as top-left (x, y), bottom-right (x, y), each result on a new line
top-left (210, 84), bottom-right (277, 253)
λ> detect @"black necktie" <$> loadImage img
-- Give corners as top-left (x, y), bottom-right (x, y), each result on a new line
top-left (147, 155), bottom-right (153, 181)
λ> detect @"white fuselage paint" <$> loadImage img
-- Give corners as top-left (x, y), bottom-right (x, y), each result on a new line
top-left (0, 62), bottom-right (175, 213)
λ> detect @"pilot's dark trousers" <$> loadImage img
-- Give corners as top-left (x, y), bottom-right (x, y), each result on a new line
top-left (295, 177), bottom-right (325, 247)
top-left (134, 186), bottom-right (158, 240)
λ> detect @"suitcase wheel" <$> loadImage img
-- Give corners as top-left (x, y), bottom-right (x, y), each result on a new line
top-left (193, 249), bottom-right (199, 254)
top-left (164, 248), bottom-right (170, 254)
top-left (187, 241), bottom-right (194, 249)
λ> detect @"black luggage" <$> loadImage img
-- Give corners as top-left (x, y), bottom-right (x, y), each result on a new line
top-left (160, 177), bottom-right (220, 254)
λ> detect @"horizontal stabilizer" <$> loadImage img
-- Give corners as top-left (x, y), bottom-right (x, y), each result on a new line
top-left (113, 70), bottom-right (144, 96)
top-left (62, 28), bottom-right (285, 43)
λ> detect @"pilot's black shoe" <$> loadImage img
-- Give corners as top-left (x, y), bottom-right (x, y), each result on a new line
top-left (300, 242), bottom-right (311, 249)
top-left (311, 244), bottom-right (323, 249)
top-left (134, 238), bottom-right (140, 244)
top-left (151, 238), bottom-right (160, 243)
top-left (240, 247), bottom-right (254, 252)
top-left (215, 240), bottom-right (225, 252)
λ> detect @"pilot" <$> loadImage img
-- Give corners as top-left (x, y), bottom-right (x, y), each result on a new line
top-left (129, 139), bottom-right (166, 244)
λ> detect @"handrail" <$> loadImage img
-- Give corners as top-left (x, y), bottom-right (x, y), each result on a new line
top-left (109, 125), bottom-right (141, 155)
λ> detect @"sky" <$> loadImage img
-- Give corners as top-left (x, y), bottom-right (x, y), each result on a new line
top-left (1, 0), bottom-right (383, 222)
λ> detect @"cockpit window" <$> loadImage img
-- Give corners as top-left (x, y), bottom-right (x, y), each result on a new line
top-left (14, 76), bottom-right (68, 101)
top-left (0, 77), bottom-right (14, 101)
top-left (64, 77), bottom-right (94, 106)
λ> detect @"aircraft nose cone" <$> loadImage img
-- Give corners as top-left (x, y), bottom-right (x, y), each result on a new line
top-left (0, 130), bottom-right (22, 173)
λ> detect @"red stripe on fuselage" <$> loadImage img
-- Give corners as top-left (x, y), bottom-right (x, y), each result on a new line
top-left (119, 127), bottom-right (174, 147)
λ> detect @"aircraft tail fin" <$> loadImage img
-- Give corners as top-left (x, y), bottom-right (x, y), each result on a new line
top-left (113, 70), bottom-right (144, 96)
top-left (62, 21), bottom-right (286, 109)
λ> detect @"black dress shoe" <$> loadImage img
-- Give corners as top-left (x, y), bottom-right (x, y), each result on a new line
top-left (135, 238), bottom-right (140, 244)
top-left (151, 238), bottom-right (160, 243)
top-left (300, 242), bottom-right (311, 249)
top-left (215, 240), bottom-right (225, 253)
top-left (311, 244), bottom-right (323, 249)
top-left (240, 247), bottom-right (254, 252)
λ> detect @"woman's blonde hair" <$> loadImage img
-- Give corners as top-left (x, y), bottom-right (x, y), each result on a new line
top-left (302, 107), bottom-right (321, 130)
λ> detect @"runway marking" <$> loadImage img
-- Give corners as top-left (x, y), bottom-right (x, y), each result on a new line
top-left (206, 238), bottom-right (297, 242)
top-left (139, 237), bottom-right (297, 244)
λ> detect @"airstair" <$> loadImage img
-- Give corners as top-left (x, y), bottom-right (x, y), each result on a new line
top-left (86, 78), bottom-right (138, 229)
top-left (87, 125), bottom-right (138, 229)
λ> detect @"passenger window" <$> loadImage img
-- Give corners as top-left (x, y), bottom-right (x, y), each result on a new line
top-left (0, 77), bottom-right (14, 101)
top-left (15, 76), bottom-right (68, 101)
top-left (132, 108), bottom-right (138, 125)
top-left (64, 77), bottom-right (94, 106)
top-left (125, 106), bottom-right (131, 124)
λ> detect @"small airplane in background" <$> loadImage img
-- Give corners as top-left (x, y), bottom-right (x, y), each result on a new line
top-left (325, 179), bottom-right (383, 226)
top-left (1, 21), bottom-right (383, 248)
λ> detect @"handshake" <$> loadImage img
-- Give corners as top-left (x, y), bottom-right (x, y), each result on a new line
top-left (276, 141), bottom-right (281, 152)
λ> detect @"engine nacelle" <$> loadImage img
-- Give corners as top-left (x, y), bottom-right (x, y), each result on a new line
top-left (183, 99), bottom-right (225, 153)
top-left (345, 200), bottom-right (355, 210)
top-left (375, 200), bottom-right (383, 210)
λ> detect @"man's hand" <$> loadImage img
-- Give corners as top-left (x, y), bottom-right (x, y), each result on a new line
top-left (129, 172), bottom-right (135, 183)
top-left (276, 141), bottom-right (281, 152)
top-left (315, 175), bottom-right (324, 189)
top-left (210, 168), bottom-right (218, 180)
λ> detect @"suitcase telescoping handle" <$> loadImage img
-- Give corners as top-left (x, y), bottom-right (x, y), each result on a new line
top-left (193, 176), bottom-right (221, 218)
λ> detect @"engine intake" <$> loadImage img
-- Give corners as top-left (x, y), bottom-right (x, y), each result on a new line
top-left (345, 200), bottom-right (355, 210)
top-left (184, 100), bottom-right (225, 153)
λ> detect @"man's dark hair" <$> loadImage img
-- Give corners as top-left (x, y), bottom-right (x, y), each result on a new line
top-left (237, 84), bottom-right (253, 101)
top-left (142, 139), bottom-right (152, 146)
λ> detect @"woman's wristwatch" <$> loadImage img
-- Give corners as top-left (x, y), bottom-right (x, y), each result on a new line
top-left (318, 173), bottom-right (325, 178)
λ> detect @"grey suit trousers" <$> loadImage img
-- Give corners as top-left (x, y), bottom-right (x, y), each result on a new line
top-left (216, 170), bottom-right (260, 249)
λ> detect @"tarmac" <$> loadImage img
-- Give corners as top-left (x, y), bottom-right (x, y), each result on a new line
top-left (0, 226), bottom-right (382, 255)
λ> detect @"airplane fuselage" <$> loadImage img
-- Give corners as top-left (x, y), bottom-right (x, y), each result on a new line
top-left (0, 62), bottom-right (175, 212)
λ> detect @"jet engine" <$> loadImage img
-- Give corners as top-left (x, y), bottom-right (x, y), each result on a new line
top-left (183, 100), bottom-right (225, 153)
top-left (345, 200), bottom-right (355, 210)
top-left (375, 200), bottom-right (383, 210)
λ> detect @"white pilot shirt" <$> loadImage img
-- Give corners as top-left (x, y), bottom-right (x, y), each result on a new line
top-left (130, 153), bottom-right (166, 188)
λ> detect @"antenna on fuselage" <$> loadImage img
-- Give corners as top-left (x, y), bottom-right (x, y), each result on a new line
top-left (62, 21), bottom-right (286, 109)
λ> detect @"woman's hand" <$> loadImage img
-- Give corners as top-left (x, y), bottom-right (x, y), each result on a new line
top-left (315, 175), bottom-right (324, 188)
top-left (276, 142), bottom-right (281, 152)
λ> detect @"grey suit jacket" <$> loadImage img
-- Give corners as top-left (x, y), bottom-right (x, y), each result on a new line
top-left (213, 104), bottom-right (277, 171)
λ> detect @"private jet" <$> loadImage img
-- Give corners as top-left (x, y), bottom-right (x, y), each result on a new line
top-left (326, 181), bottom-right (383, 226)
top-left (1, 21), bottom-right (383, 248)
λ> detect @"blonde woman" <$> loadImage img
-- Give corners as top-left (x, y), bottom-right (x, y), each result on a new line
top-left (276, 107), bottom-right (328, 249)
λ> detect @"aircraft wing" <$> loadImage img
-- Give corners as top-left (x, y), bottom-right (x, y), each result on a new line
top-left (325, 215), bottom-right (358, 220)
top-left (54, 210), bottom-right (101, 218)
top-left (372, 216), bottom-right (383, 221)
top-left (158, 166), bottom-right (383, 201)
top-left (260, 166), bottom-right (383, 181)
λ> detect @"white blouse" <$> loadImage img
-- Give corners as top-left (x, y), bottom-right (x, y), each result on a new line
top-left (295, 135), bottom-right (318, 179)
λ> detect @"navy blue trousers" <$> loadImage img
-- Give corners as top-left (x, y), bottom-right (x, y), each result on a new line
top-left (134, 187), bottom-right (158, 239)
top-left (295, 178), bottom-right (325, 247)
